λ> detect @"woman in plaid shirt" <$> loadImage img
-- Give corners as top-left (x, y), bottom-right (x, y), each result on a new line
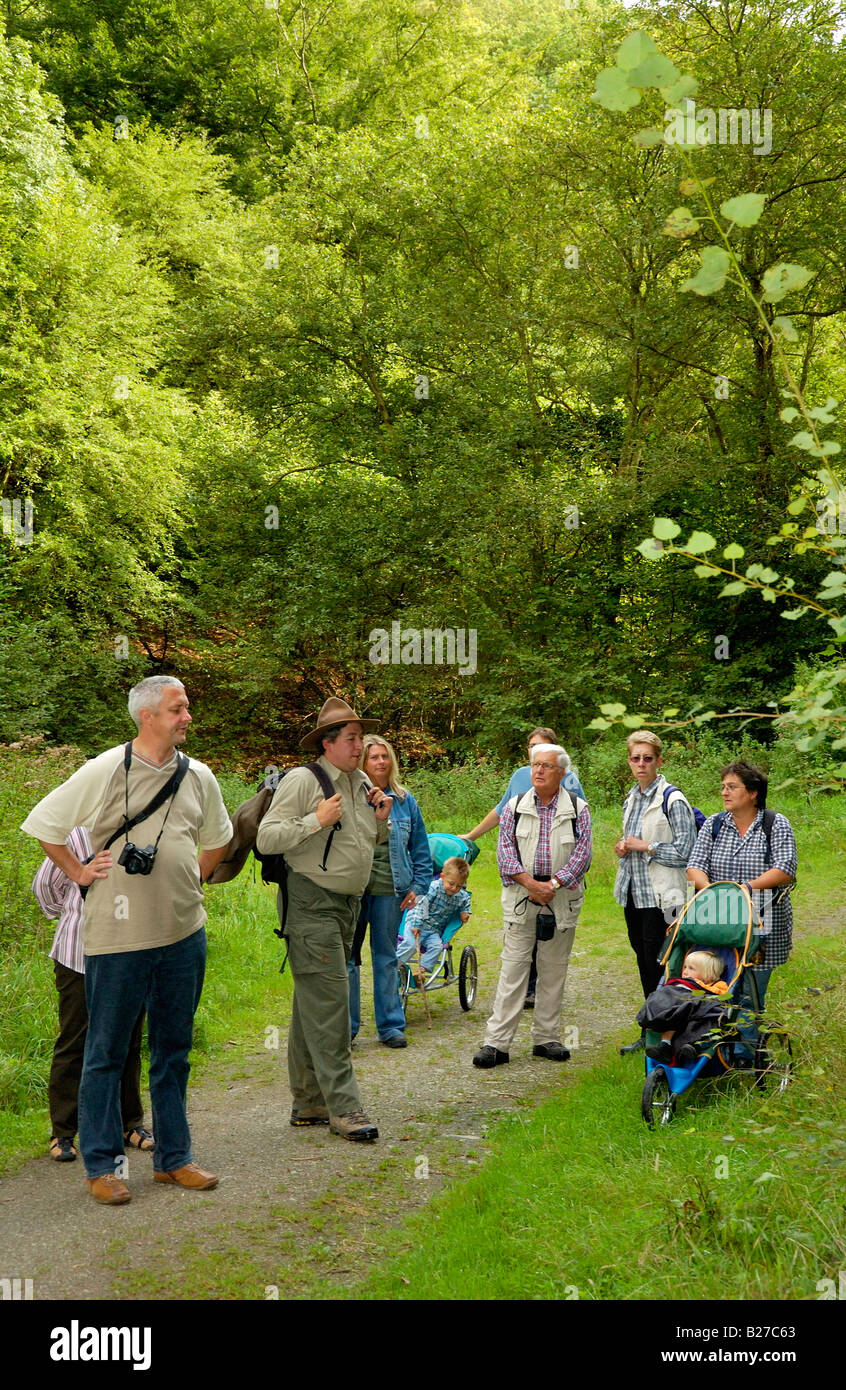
top-left (686, 760), bottom-right (797, 1058)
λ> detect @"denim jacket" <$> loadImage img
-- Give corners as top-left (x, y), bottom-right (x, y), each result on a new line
top-left (387, 791), bottom-right (432, 898)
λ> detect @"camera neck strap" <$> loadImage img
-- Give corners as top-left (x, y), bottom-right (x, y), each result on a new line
top-left (100, 743), bottom-right (189, 854)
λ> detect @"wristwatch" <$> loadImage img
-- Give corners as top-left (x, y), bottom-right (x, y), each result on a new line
top-left (647, 841), bottom-right (659, 856)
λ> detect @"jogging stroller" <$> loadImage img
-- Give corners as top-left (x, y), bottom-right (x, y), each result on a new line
top-left (641, 881), bottom-right (793, 1127)
top-left (396, 833), bottom-right (480, 1015)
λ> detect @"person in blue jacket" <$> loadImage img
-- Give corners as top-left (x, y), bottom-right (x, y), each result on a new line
top-left (348, 736), bottom-right (432, 1048)
top-left (459, 727), bottom-right (586, 1007)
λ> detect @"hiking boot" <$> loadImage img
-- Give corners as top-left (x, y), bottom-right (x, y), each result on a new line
top-left (532, 1043), bottom-right (571, 1062)
top-left (290, 1105), bottom-right (330, 1127)
top-left (329, 1111), bottom-right (379, 1142)
top-left (619, 1036), bottom-right (645, 1056)
top-left (645, 1040), bottom-right (674, 1065)
top-left (382, 1034), bottom-right (407, 1049)
top-left (472, 1045), bottom-right (509, 1069)
top-left (676, 1043), bottom-right (699, 1065)
top-left (87, 1172), bottom-right (131, 1205)
top-left (523, 992), bottom-right (536, 1010)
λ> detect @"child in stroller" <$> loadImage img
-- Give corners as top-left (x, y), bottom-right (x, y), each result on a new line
top-left (396, 856), bottom-right (471, 982)
top-left (638, 948), bottom-right (730, 1067)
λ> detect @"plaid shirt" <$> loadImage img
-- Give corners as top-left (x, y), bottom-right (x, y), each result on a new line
top-left (405, 879), bottom-right (471, 935)
top-left (498, 790), bottom-right (592, 890)
top-left (687, 811), bottom-right (797, 967)
top-left (31, 826), bottom-right (92, 974)
top-left (614, 779), bottom-right (696, 910)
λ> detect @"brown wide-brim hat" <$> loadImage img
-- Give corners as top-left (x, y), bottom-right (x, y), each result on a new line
top-left (299, 697), bottom-right (380, 751)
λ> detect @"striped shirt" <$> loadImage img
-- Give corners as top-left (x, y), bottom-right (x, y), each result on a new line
top-left (687, 811), bottom-right (797, 967)
top-left (498, 790), bottom-right (592, 890)
top-left (32, 826), bottom-right (92, 974)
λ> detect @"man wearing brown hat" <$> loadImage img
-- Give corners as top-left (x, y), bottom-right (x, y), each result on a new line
top-left (256, 698), bottom-right (391, 1141)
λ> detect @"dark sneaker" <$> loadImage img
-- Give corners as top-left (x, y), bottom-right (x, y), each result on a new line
top-left (645, 1040), bottom-right (674, 1065)
top-left (290, 1106), bottom-right (330, 1127)
top-left (676, 1043), bottom-right (699, 1065)
top-left (329, 1111), bottom-right (379, 1142)
top-left (49, 1136), bottom-right (77, 1163)
top-left (532, 1043), bottom-right (571, 1062)
top-left (472, 1046), bottom-right (509, 1069)
top-left (382, 1035), bottom-right (408, 1049)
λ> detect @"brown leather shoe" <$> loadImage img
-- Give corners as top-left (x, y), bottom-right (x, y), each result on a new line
top-left (87, 1173), bottom-right (131, 1205)
top-left (154, 1162), bottom-right (219, 1190)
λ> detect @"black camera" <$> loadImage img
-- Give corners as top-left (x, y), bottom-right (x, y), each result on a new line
top-left (118, 842), bottom-right (157, 875)
top-left (535, 910), bottom-right (556, 942)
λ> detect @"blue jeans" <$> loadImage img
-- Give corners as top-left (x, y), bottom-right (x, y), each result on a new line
top-left (347, 894), bottom-right (406, 1041)
top-left (79, 928), bottom-right (207, 1178)
top-left (396, 923), bottom-right (445, 973)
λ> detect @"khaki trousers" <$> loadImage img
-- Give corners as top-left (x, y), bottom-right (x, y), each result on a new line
top-left (484, 915), bottom-right (576, 1052)
top-left (283, 870), bottom-right (362, 1117)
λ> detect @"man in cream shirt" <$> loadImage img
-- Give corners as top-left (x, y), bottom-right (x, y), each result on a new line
top-left (21, 677), bottom-right (232, 1204)
top-left (257, 698), bottom-right (392, 1142)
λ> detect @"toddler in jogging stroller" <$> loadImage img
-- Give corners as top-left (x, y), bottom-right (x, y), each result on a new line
top-left (639, 882), bottom-right (793, 1127)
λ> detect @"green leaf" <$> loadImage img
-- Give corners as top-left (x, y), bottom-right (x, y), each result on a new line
top-left (685, 531), bottom-right (717, 554)
top-left (723, 543), bottom-right (745, 559)
top-left (762, 588), bottom-right (777, 602)
top-left (621, 714), bottom-right (648, 729)
top-left (788, 432), bottom-right (816, 451)
top-left (762, 263), bottom-right (814, 303)
top-left (694, 564), bottom-right (717, 576)
top-left (808, 441), bottom-right (841, 458)
top-left (652, 517), bottom-right (682, 540)
top-left (808, 397), bottom-right (839, 423)
top-left (779, 407), bottom-right (800, 422)
top-left (720, 193), bottom-right (766, 227)
top-left (627, 54), bottom-right (680, 88)
top-left (773, 316), bottom-right (798, 342)
top-left (663, 708), bottom-right (680, 717)
top-left (719, 581), bottom-right (747, 596)
top-left (663, 75), bottom-right (699, 105)
top-left (615, 31), bottom-right (659, 71)
top-left (781, 607), bottom-right (808, 619)
top-left (754, 1172), bottom-right (782, 1183)
top-left (587, 717), bottom-right (611, 730)
top-left (592, 67), bottom-right (641, 110)
top-left (633, 126), bottom-right (665, 147)
top-left (680, 246), bottom-right (730, 296)
top-left (599, 702), bottom-right (627, 717)
top-left (786, 497), bottom-right (808, 515)
top-left (637, 537), bottom-right (664, 560)
top-left (662, 206), bottom-right (700, 238)
top-left (679, 175), bottom-right (714, 195)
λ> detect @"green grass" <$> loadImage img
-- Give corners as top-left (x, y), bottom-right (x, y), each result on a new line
top-left (334, 934), bottom-right (846, 1302)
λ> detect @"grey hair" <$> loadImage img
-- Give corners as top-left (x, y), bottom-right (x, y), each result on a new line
top-left (128, 676), bottom-right (186, 729)
top-left (530, 742), bottom-right (571, 773)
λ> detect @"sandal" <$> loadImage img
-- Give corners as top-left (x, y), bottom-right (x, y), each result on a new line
top-left (49, 1136), bottom-right (77, 1162)
top-left (123, 1127), bottom-right (155, 1152)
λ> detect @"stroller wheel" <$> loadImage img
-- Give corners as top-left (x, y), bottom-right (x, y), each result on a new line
top-left (458, 944), bottom-right (478, 1011)
top-left (754, 1030), bottom-right (793, 1095)
top-left (642, 1067), bottom-right (676, 1128)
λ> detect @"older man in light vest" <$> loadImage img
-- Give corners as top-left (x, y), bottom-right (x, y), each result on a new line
top-left (473, 744), bottom-right (592, 1068)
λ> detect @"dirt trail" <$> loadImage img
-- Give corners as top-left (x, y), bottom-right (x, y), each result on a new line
top-left (0, 948), bottom-right (639, 1301)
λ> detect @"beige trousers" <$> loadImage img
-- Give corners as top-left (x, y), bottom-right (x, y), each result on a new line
top-left (484, 915), bottom-right (576, 1052)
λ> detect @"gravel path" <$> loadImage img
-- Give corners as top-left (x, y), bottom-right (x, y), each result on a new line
top-left (0, 945), bottom-right (639, 1301)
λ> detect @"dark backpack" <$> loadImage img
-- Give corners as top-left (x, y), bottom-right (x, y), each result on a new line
top-left (710, 807), bottom-right (777, 859)
top-left (205, 762), bottom-right (343, 943)
top-left (661, 784), bottom-right (707, 833)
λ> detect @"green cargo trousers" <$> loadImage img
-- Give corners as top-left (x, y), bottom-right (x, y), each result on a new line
top-left (282, 870), bottom-right (362, 1117)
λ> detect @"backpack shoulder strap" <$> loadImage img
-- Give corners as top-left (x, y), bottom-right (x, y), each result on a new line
top-left (304, 760), bottom-right (342, 872)
top-left (761, 808), bottom-right (776, 860)
top-left (711, 810), bottom-right (726, 839)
